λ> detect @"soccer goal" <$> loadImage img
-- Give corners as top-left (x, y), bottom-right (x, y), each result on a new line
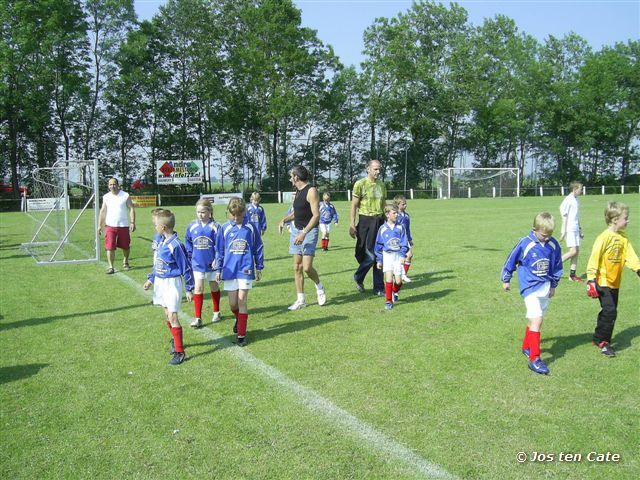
top-left (434, 167), bottom-right (520, 199)
top-left (21, 158), bottom-right (100, 264)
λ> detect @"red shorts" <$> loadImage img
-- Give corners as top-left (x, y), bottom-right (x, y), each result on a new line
top-left (105, 226), bottom-right (131, 250)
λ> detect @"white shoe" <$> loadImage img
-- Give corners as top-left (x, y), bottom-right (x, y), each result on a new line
top-left (190, 317), bottom-right (202, 328)
top-left (316, 287), bottom-right (327, 306)
top-left (401, 274), bottom-right (412, 283)
top-left (288, 300), bottom-right (307, 311)
top-left (211, 312), bottom-right (221, 323)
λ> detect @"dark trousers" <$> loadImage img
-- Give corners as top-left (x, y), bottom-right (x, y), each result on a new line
top-left (593, 286), bottom-right (619, 344)
top-left (354, 214), bottom-right (384, 293)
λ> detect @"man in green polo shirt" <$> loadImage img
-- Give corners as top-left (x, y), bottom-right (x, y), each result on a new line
top-left (349, 159), bottom-right (386, 295)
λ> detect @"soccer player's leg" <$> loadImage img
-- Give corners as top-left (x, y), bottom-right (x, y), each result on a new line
top-left (210, 279), bottom-right (221, 322)
top-left (191, 275), bottom-right (204, 328)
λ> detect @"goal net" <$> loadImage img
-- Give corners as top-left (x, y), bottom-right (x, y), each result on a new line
top-left (22, 159), bottom-right (100, 264)
top-left (434, 168), bottom-right (520, 199)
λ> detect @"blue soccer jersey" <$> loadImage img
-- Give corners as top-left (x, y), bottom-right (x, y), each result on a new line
top-left (396, 211), bottom-right (412, 242)
top-left (374, 222), bottom-right (409, 264)
top-left (319, 201), bottom-right (338, 225)
top-left (147, 232), bottom-right (165, 282)
top-left (245, 204), bottom-right (267, 233)
top-left (501, 231), bottom-right (563, 297)
top-left (215, 219), bottom-right (264, 281)
top-left (152, 232), bottom-right (195, 292)
top-left (185, 219), bottom-right (220, 273)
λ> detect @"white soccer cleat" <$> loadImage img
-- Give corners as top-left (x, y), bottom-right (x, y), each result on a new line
top-left (288, 300), bottom-right (307, 311)
top-left (401, 274), bottom-right (412, 283)
top-left (317, 287), bottom-right (327, 306)
top-left (190, 317), bottom-right (203, 328)
top-left (211, 312), bottom-right (221, 323)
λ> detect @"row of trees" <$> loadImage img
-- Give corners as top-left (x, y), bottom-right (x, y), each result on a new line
top-left (2, 0), bottom-right (639, 198)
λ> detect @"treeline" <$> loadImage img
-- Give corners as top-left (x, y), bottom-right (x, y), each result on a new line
top-left (2, 0), bottom-right (639, 198)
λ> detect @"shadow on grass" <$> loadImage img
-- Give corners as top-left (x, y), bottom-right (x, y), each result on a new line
top-left (462, 244), bottom-right (502, 252)
top-left (187, 314), bottom-right (349, 360)
top-left (0, 302), bottom-right (150, 332)
top-left (0, 364), bottom-right (49, 384)
top-left (542, 324), bottom-right (640, 365)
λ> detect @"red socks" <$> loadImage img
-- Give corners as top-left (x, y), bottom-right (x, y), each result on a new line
top-left (171, 327), bottom-right (184, 353)
top-left (321, 238), bottom-right (329, 249)
top-left (237, 313), bottom-right (248, 337)
top-left (193, 293), bottom-right (203, 318)
top-left (522, 327), bottom-right (530, 352)
top-left (211, 290), bottom-right (221, 313)
top-left (393, 283), bottom-right (401, 293)
top-left (385, 282), bottom-right (393, 302)
top-left (404, 262), bottom-right (411, 274)
top-left (529, 330), bottom-right (541, 361)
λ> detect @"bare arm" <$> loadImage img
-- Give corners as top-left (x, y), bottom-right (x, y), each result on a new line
top-left (305, 187), bottom-right (320, 230)
top-left (127, 197), bottom-right (136, 232)
top-left (349, 195), bottom-right (360, 239)
top-left (97, 202), bottom-right (107, 235)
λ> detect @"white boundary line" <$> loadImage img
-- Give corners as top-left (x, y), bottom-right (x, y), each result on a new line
top-left (110, 271), bottom-right (457, 480)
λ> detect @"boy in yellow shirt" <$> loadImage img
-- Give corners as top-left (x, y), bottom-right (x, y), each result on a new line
top-left (586, 201), bottom-right (640, 357)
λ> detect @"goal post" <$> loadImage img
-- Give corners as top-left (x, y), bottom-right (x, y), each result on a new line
top-left (434, 167), bottom-right (520, 199)
top-left (21, 158), bottom-right (100, 265)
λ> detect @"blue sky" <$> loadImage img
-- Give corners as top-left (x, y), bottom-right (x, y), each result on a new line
top-left (134, 0), bottom-right (639, 67)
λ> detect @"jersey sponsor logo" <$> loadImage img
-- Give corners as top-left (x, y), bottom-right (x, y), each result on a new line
top-left (531, 258), bottom-right (550, 277)
top-left (154, 258), bottom-right (169, 275)
top-left (230, 239), bottom-right (248, 254)
top-left (606, 240), bottom-right (622, 264)
top-left (387, 236), bottom-right (401, 251)
top-left (194, 235), bottom-right (212, 249)
top-left (250, 213), bottom-right (260, 223)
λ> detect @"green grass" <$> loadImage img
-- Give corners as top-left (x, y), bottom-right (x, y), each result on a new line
top-left (1, 194), bottom-right (639, 479)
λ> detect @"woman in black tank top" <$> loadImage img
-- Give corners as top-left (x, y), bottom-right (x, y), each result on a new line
top-left (277, 165), bottom-right (327, 310)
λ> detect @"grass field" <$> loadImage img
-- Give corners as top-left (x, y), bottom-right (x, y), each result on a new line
top-left (1, 194), bottom-right (639, 479)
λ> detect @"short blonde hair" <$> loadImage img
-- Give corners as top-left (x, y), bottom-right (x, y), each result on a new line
top-left (151, 207), bottom-right (166, 217)
top-left (604, 201), bottom-right (628, 226)
top-left (156, 209), bottom-right (175, 230)
top-left (322, 192), bottom-right (330, 201)
top-left (250, 192), bottom-right (261, 203)
top-left (384, 204), bottom-right (398, 216)
top-left (533, 212), bottom-right (554, 234)
top-left (195, 198), bottom-right (213, 213)
top-left (227, 197), bottom-right (246, 216)
top-left (569, 181), bottom-right (583, 192)
top-left (393, 194), bottom-right (407, 205)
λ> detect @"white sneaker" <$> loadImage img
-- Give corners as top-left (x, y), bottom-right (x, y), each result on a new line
top-left (288, 300), bottom-right (307, 311)
top-left (211, 312), bottom-right (221, 323)
top-left (316, 287), bottom-right (327, 306)
top-left (401, 274), bottom-right (412, 283)
top-left (190, 317), bottom-right (202, 328)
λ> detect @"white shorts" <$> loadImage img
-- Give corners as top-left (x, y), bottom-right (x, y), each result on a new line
top-left (524, 282), bottom-right (551, 319)
top-left (382, 251), bottom-right (405, 276)
top-left (153, 277), bottom-right (183, 313)
top-left (223, 278), bottom-right (252, 291)
top-left (565, 231), bottom-right (580, 248)
top-left (319, 223), bottom-right (331, 235)
top-left (193, 270), bottom-right (217, 282)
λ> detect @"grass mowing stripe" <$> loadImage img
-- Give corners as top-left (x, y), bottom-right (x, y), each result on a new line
top-left (112, 266), bottom-right (457, 479)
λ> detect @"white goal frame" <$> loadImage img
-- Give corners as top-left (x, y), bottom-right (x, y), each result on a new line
top-left (21, 158), bottom-right (100, 265)
top-left (435, 167), bottom-right (520, 199)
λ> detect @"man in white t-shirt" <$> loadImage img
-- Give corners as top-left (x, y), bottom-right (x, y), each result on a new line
top-left (98, 178), bottom-right (136, 274)
top-left (559, 181), bottom-right (583, 282)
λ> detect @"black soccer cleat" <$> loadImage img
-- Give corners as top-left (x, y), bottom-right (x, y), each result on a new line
top-left (169, 351), bottom-right (185, 365)
top-left (236, 336), bottom-right (247, 347)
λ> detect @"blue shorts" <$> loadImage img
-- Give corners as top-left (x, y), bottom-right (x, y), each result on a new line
top-left (289, 225), bottom-right (319, 256)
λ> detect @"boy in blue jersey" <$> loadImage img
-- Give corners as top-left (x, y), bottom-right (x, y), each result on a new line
top-left (501, 212), bottom-right (563, 375)
top-left (185, 199), bottom-right (221, 328)
top-left (319, 192), bottom-right (338, 251)
top-left (215, 197), bottom-right (264, 347)
top-left (147, 208), bottom-right (166, 304)
top-left (375, 204), bottom-right (409, 310)
top-left (394, 195), bottom-right (414, 282)
top-left (143, 209), bottom-right (195, 365)
top-left (246, 192), bottom-right (267, 235)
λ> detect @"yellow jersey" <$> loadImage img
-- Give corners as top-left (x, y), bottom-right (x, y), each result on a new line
top-left (586, 228), bottom-right (640, 288)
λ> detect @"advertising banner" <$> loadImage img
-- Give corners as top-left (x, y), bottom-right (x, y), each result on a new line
top-left (156, 160), bottom-right (204, 185)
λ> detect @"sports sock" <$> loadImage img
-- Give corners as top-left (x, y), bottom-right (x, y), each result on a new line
top-left (385, 282), bottom-right (393, 302)
top-left (166, 320), bottom-right (172, 330)
top-left (315, 282), bottom-right (324, 291)
top-left (193, 293), bottom-right (203, 318)
top-left (297, 293), bottom-right (305, 303)
top-left (171, 327), bottom-right (184, 353)
top-left (211, 289), bottom-right (221, 313)
top-left (393, 283), bottom-right (401, 293)
top-left (325, 238), bottom-right (330, 249)
top-left (231, 309), bottom-right (239, 320)
top-left (237, 312), bottom-right (248, 337)
top-left (529, 331), bottom-right (541, 361)
top-left (404, 261), bottom-right (411, 274)
top-left (570, 269), bottom-right (576, 277)
top-left (522, 326), bottom-right (530, 351)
